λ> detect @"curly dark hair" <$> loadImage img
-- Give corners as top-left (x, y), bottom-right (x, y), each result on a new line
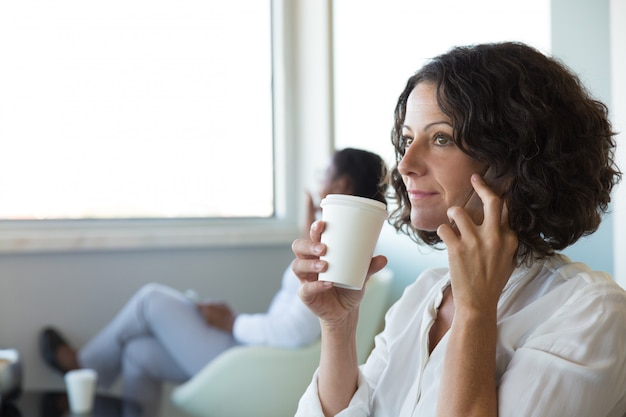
top-left (333, 148), bottom-right (388, 205)
top-left (389, 41), bottom-right (621, 264)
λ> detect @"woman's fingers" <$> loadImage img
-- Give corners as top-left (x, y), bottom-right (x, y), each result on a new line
top-left (297, 279), bottom-right (335, 302)
top-left (437, 222), bottom-right (457, 243)
top-left (472, 175), bottom-right (518, 256)
top-left (445, 205), bottom-right (475, 238)
top-left (367, 255), bottom-right (389, 276)
top-left (310, 219), bottom-right (325, 240)
top-left (291, 220), bottom-right (328, 283)
top-left (292, 257), bottom-right (327, 281)
top-left (291, 238), bottom-right (325, 259)
top-left (444, 173), bottom-right (502, 237)
top-left (292, 252), bottom-right (386, 284)
top-left (292, 221), bottom-right (326, 258)
top-left (439, 171), bottom-right (516, 256)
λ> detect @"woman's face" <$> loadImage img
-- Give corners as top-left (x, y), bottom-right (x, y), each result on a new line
top-left (397, 82), bottom-right (485, 232)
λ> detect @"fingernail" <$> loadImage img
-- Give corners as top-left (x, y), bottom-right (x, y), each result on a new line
top-left (315, 261), bottom-right (325, 270)
top-left (313, 244), bottom-right (323, 255)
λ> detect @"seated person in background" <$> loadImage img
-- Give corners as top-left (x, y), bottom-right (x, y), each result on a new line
top-left (39, 147), bottom-right (388, 417)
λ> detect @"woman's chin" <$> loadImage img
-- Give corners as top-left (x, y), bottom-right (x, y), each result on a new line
top-left (410, 209), bottom-right (449, 232)
top-left (410, 220), bottom-right (440, 233)
top-left (410, 215), bottom-right (446, 233)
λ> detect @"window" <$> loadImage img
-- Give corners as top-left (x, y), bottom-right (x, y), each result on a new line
top-left (0, 1), bottom-right (274, 220)
top-left (0, 1), bottom-right (299, 252)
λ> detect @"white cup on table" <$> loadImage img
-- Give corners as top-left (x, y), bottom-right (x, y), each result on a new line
top-left (65, 369), bottom-right (98, 415)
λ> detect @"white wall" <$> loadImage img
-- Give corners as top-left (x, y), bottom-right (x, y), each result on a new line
top-left (552, 0), bottom-right (616, 275)
top-left (611, 0), bottom-right (626, 288)
top-left (549, 0), bottom-right (625, 286)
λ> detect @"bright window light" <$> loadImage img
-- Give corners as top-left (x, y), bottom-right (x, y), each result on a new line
top-left (333, 0), bottom-right (551, 161)
top-left (0, 1), bottom-right (274, 220)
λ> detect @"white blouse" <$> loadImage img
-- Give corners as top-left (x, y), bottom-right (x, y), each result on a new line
top-left (233, 264), bottom-right (321, 348)
top-left (296, 254), bottom-right (626, 416)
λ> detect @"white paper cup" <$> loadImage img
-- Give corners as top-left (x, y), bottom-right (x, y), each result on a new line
top-left (65, 369), bottom-right (97, 415)
top-left (319, 194), bottom-right (387, 290)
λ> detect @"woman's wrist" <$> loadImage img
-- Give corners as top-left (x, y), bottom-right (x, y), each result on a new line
top-left (320, 307), bottom-right (360, 335)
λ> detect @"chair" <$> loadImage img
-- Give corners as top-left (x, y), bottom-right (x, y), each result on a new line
top-left (171, 269), bottom-right (393, 417)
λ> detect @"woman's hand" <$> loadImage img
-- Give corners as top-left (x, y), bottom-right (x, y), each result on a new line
top-left (435, 173), bottom-right (518, 417)
top-left (437, 173), bottom-right (519, 315)
top-left (291, 220), bottom-right (387, 327)
top-left (293, 219), bottom-right (387, 416)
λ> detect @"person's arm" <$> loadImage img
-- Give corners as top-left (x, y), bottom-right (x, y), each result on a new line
top-left (292, 220), bottom-right (387, 416)
top-left (438, 305), bottom-right (499, 416)
top-left (232, 266), bottom-right (321, 347)
top-left (304, 190), bottom-right (319, 237)
top-left (317, 308), bottom-right (360, 415)
top-left (436, 174), bottom-right (518, 417)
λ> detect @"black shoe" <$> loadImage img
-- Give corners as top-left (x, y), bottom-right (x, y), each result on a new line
top-left (39, 327), bottom-right (70, 374)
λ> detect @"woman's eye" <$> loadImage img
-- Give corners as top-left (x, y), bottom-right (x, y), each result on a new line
top-left (402, 136), bottom-right (413, 149)
top-left (434, 134), bottom-right (451, 146)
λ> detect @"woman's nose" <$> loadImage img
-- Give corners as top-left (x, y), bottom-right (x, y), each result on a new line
top-left (398, 142), bottom-right (423, 177)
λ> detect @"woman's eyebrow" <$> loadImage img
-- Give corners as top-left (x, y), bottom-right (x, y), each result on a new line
top-left (402, 121), bottom-right (453, 132)
top-left (422, 121), bottom-right (453, 131)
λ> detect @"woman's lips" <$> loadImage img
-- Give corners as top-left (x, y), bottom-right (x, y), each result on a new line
top-left (407, 190), bottom-right (438, 201)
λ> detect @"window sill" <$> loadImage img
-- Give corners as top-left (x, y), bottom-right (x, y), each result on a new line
top-left (0, 219), bottom-right (300, 254)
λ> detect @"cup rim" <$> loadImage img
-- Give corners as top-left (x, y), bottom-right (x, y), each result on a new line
top-left (64, 368), bottom-right (97, 380)
top-left (320, 194), bottom-right (387, 212)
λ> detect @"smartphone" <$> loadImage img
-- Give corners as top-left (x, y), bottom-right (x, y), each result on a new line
top-left (452, 167), bottom-right (508, 231)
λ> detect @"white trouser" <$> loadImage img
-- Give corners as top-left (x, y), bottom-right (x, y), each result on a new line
top-left (78, 283), bottom-right (238, 417)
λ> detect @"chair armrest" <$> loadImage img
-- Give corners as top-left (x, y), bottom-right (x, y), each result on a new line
top-left (171, 341), bottom-right (321, 417)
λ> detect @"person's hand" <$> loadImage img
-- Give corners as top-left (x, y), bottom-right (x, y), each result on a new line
top-left (291, 220), bottom-right (387, 327)
top-left (437, 173), bottom-right (519, 316)
top-left (197, 301), bottom-right (237, 334)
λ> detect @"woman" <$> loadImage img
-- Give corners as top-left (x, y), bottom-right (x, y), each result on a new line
top-left (39, 147), bottom-right (387, 417)
top-left (292, 42), bottom-right (626, 416)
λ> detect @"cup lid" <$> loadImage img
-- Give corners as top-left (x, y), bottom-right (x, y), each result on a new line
top-left (320, 194), bottom-right (387, 213)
